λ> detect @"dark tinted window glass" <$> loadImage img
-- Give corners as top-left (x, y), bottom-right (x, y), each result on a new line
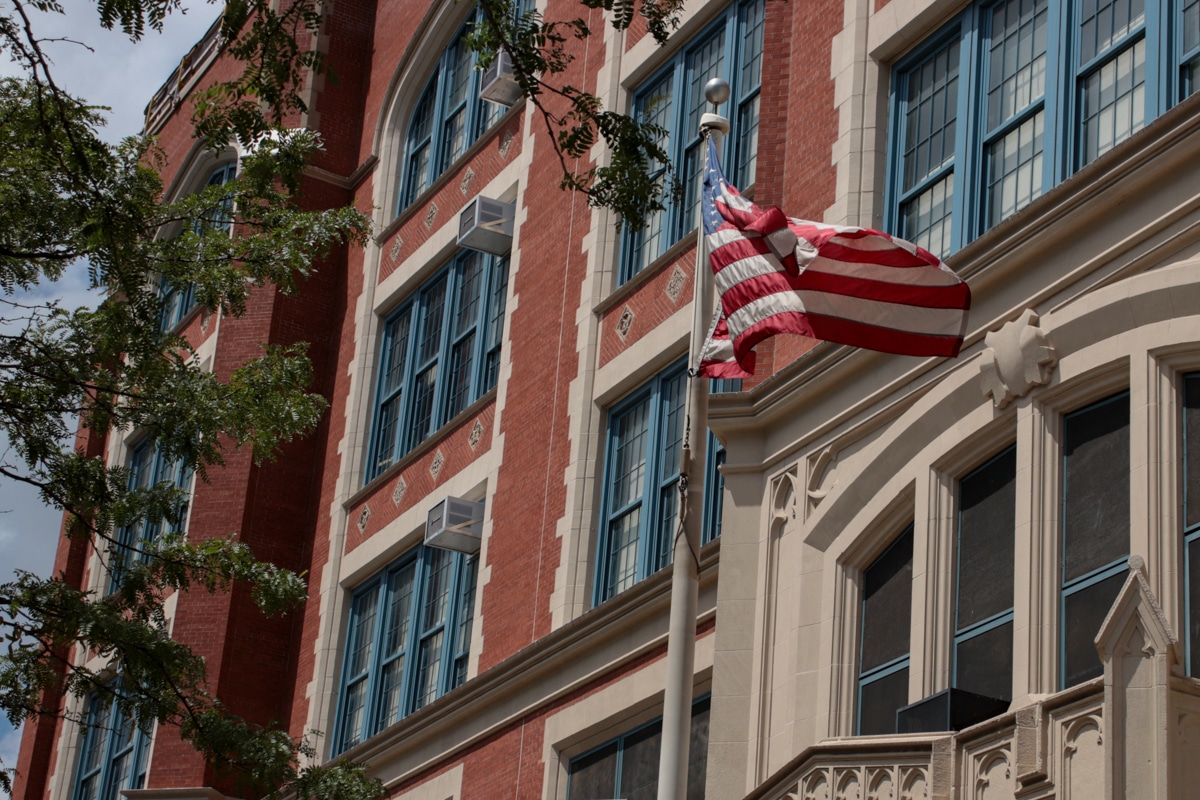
top-left (568, 741), bottom-right (618, 800)
top-left (620, 721), bottom-right (662, 800)
top-left (955, 620), bottom-right (1014, 701)
top-left (1063, 393), bottom-right (1130, 581)
top-left (861, 528), bottom-right (914, 671)
top-left (859, 667), bottom-right (909, 735)
top-left (1189, 537), bottom-right (1200, 676)
top-left (687, 697), bottom-right (710, 800)
top-left (1185, 375), bottom-right (1200, 528)
top-left (1063, 571), bottom-right (1125, 686)
top-left (958, 448), bottom-right (1016, 628)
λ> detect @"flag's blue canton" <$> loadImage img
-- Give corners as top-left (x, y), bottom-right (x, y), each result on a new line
top-left (701, 137), bottom-right (727, 236)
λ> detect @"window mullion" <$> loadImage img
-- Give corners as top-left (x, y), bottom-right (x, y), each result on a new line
top-left (637, 378), bottom-right (665, 584)
top-left (426, 54), bottom-right (452, 197)
top-left (952, 14), bottom-right (976, 250)
top-left (436, 554), bottom-right (465, 699)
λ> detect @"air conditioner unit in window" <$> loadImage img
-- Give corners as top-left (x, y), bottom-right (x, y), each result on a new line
top-left (458, 196), bottom-right (515, 255)
top-left (479, 49), bottom-right (522, 107)
top-left (895, 688), bottom-right (1010, 734)
top-left (425, 496), bottom-right (485, 554)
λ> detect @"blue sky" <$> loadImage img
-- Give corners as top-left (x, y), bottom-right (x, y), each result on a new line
top-left (0, 0), bottom-right (220, 784)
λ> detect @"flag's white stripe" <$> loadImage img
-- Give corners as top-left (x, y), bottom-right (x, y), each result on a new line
top-left (711, 250), bottom-right (787, 296)
top-left (709, 232), bottom-right (961, 293)
top-left (726, 290), bottom-right (966, 339)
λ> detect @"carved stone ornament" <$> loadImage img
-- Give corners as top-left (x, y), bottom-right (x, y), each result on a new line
top-left (616, 306), bottom-right (635, 341)
top-left (499, 129), bottom-right (515, 159)
top-left (356, 505), bottom-right (371, 533)
top-left (468, 419), bottom-right (484, 450)
top-left (459, 168), bottom-right (475, 196)
top-left (430, 449), bottom-right (445, 479)
top-left (424, 202), bottom-right (438, 230)
top-left (391, 477), bottom-right (407, 507)
top-left (806, 447), bottom-right (837, 509)
top-left (980, 308), bottom-right (1057, 408)
top-left (389, 235), bottom-right (404, 262)
top-left (665, 265), bottom-right (687, 303)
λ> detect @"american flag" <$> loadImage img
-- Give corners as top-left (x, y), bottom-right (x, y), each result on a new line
top-left (698, 137), bottom-right (970, 378)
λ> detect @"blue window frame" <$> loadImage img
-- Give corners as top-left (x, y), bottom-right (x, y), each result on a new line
top-left (594, 364), bottom-right (736, 603)
top-left (72, 691), bottom-right (152, 800)
top-left (160, 163), bottom-right (236, 331)
top-left (857, 526), bottom-right (913, 735)
top-left (1181, 373), bottom-right (1200, 675)
top-left (110, 438), bottom-right (192, 593)
top-left (620, 0), bottom-right (765, 283)
top-left (1059, 391), bottom-right (1129, 688)
top-left (398, 10), bottom-right (506, 213)
top-left (953, 446), bottom-right (1016, 703)
top-left (366, 250), bottom-right (509, 482)
top-left (566, 696), bottom-right (709, 800)
top-left (889, 0), bottom-right (1199, 255)
top-left (333, 545), bottom-right (478, 754)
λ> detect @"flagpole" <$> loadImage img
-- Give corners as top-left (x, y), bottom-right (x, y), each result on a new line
top-left (657, 78), bottom-right (730, 800)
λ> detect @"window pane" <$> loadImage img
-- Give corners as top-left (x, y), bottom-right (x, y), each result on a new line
top-left (902, 41), bottom-right (959, 193)
top-left (1063, 571), bottom-right (1125, 686)
top-left (568, 742), bottom-right (618, 800)
top-left (859, 667), bottom-right (908, 735)
top-left (1184, 375), bottom-right (1200, 529)
top-left (1062, 393), bottom-right (1130, 582)
top-left (957, 448), bottom-right (1016, 630)
top-left (955, 620), bottom-right (1014, 701)
top-left (900, 174), bottom-right (954, 257)
top-left (607, 509), bottom-right (642, 596)
top-left (987, 0), bottom-right (1048, 131)
top-left (611, 400), bottom-right (650, 509)
top-left (684, 30), bottom-right (726, 137)
top-left (1079, 37), bottom-right (1146, 166)
top-left (861, 528), bottom-right (914, 672)
top-left (619, 720), bottom-right (662, 800)
top-left (1079, 0), bottom-right (1144, 64)
top-left (986, 110), bottom-right (1044, 225)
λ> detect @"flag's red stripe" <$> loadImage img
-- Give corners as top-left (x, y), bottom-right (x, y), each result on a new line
top-left (812, 240), bottom-right (935, 268)
top-left (734, 310), bottom-right (964, 360)
top-left (719, 270), bottom-right (968, 316)
top-left (795, 269), bottom-right (972, 309)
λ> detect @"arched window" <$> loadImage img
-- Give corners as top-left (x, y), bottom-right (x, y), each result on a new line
top-left (397, 11), bottom-right (506, 213)
top-left (160, 161), bottom-right (237, 331)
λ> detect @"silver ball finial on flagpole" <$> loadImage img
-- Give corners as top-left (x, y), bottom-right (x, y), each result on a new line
top-left (700, 77), bottom-right (731, 136)
top-left (704, 77), bottom-right (730, 109)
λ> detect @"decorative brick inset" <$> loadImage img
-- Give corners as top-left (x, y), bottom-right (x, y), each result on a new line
top-left (391, 477), bottom-right (407, 507)
top-left (424, 202), bottom-right (438, 230)
top-left (468, 419), bottom-right (484, 450)
top-left (430, 449), bottom-right (445, 479)
top-left (460, 168), bottom-right (476, 196)
top-left (356, 505), bottom-right (371, 533)
top-left (389, 236), bottom-right (404, 262)
top-left (499, 130), bottom-right (515, 159)
top-left (665, 265), bottom-right (687, 303)
top-left (616, 306), bottom-right (635, 341)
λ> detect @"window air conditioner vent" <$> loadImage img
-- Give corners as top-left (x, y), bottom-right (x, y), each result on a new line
top-left (425, 496), bottom-right (485, 554)
top-left (457, 196), bottom-right (514, 255)
top-left (480, 49), bottom-right (522, 107)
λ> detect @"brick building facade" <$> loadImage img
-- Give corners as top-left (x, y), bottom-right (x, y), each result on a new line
top-left (14, 0), bottom-right (1200, 795)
